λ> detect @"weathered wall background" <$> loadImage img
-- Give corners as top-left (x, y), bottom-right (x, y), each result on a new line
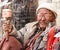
top-left (0, 0), bottom-right (60, 30)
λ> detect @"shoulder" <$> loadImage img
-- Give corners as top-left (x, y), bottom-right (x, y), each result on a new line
top-left (19, 21), bottom-right (38, 35)
top-left (25, 21), bottom-right (38, 28)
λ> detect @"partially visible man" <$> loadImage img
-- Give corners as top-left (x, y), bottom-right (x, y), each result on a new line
top-left (13, 3), bottom-right (58, 50)
top-left (0, 8), bottom-right (23, 50)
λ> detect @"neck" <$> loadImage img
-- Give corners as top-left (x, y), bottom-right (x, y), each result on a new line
top-left (41, 27), bottom-right (46, 31)
top-left (38, 26), bottom-right (46, 31)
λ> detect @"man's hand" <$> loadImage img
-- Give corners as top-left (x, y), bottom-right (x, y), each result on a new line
top-left (2, 20), bottom-right (13, 33)
top-left (2, 20), bottom-right (13, 41)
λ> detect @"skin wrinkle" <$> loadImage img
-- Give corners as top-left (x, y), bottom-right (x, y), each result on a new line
top-left (36, 8), bottom-right (55, 31)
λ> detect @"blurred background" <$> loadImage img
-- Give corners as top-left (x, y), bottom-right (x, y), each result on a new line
top-left (0, 0), bottom-right (60, 30)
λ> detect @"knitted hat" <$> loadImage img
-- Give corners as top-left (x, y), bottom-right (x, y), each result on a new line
top-left (36, 2), bottom-right (57, 17)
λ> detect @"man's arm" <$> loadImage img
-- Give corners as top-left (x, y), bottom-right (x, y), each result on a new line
top-left (9, 25), bottom-right (27, 43)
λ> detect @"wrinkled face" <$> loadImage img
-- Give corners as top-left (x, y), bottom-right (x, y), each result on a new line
top-left (36, 8), bottom-right (55, 29)
top-left (2, 9), bottom-right (12, 18)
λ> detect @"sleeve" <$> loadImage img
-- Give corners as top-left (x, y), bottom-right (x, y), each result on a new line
top-left (16, 27), bottom-right (27, 39)
top-left (10, 24), bottom-right (27, 39)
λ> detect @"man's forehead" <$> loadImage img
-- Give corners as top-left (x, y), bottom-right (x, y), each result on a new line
top-left (2, 9), bottom-right (12, 12)
top-left (37, 8), bottom-right (54, 14)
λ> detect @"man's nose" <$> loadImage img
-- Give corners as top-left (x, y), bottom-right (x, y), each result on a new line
top-left (41, 16), bottom-right (46, 21)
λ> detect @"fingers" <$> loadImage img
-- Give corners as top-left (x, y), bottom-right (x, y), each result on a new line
top-left (8, 24), bottom-right (13, 33)
top-left (5, 31), bottom-right (9, 41)
top-left (3, 23), bottom-right (9, 31)
top-left (2, 20), bottom-right (13, 33)
top-left (3, 20), bottom-right (10, 25)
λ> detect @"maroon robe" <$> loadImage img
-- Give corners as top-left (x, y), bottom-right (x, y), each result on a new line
top-left (0, 36), bottom-right (23, 50)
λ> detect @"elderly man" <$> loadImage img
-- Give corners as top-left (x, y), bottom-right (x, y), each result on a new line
top-left (2, 3), bottom-right (58, 50)
top-left (13, 3), bottom-right (57, 50)
top-left (0, 8), bottom-right (23, 50)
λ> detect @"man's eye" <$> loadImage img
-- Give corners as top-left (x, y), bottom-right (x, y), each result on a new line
top-left (45, 14), bottom-right (49, 16)
top-left (45, 14), bottom-right (51, 16)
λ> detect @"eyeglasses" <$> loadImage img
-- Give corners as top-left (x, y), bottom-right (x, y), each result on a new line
top-left (37, 13), bottom-right (53, 18)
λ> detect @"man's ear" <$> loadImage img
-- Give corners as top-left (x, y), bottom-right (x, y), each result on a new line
top-left (50, 16), bottom-right (56, 22)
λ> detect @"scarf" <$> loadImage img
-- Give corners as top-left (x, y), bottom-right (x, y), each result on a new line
top-left (33, 23), bottom-right (53, 50)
